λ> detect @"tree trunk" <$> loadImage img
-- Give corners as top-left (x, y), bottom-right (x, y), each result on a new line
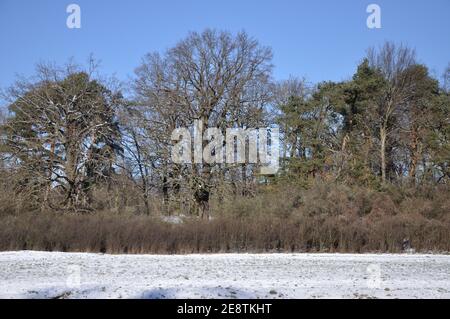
top-left (409, 128), bottom-right (420, 185)
top-left (380, 127), bottom-right (387, 183)
top-left (42, 128), bottom-right (58, 212)
top-left (132, 131), bottom-right (150, 215)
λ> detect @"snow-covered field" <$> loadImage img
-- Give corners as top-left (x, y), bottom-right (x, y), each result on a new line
top-left (0, 251), bottom-right (449, 299)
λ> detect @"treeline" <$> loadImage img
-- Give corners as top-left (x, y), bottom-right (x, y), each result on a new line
top-left (0, 29), bottom-right (448, 253)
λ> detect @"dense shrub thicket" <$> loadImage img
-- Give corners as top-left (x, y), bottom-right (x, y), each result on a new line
top-left (1, 183), bottom-right (448, 254)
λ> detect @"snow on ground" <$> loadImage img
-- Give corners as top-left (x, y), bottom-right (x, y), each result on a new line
top-left (0, 251), bottom-right (449, 299)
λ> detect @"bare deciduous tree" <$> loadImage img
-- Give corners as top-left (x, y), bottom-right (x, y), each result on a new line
top-left (1, 60), bottom-right (122, 212)
top-left (368, 42), bottom-right (417, 183)
top-left (129, 29), bottom-right (273, 218)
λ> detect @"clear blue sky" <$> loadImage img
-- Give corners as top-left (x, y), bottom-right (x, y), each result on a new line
top-left (1, 0), bottom-right (449, 98)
